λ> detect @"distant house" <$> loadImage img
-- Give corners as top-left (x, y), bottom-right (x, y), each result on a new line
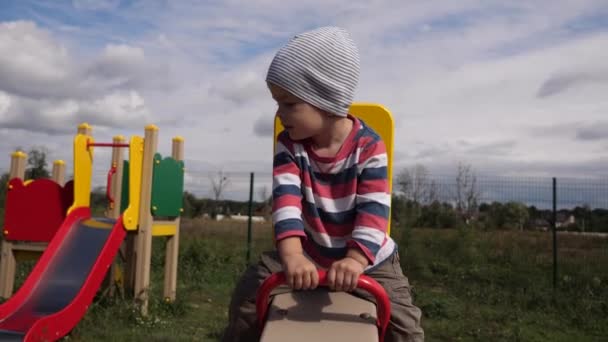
top-left (531, 219), bottom-right (550, 231)
top-left (230, 213), bottom-right (266, 223)
top-left (533, 214), bottom-right (576, 230)
top-left (556, 214), bottom-right (576, 228)
top-left (213, 213), bottom-right (266, 222)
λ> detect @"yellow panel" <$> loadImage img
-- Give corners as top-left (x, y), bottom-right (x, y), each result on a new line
top-left (68, 134), bottom-right (93, 214)
top-left (152, 223), bottom-right (177, 236)
top-left (348, 103), bottom-right (394, 203)
top-left (82, 219), bottom-right (113, 229)
top-left (273, 103), bottom-right (394, 235)
top-left (123, 136), bottom-right (144, 230)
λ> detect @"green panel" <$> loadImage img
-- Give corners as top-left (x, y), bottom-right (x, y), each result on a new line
top-left (151, 153), bottom-right (184, 217)
top-left (120, 160), bottom-right (130, 213)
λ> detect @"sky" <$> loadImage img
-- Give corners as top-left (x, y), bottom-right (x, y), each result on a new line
top-left (0, 0), bottom-right (607, 201)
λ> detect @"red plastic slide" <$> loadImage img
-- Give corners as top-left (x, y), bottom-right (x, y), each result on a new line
top-left (0, 207), bottom-right (126, 341)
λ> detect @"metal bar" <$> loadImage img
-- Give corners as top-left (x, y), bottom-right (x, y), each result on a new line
top-left (88, 142), bottom-right (130, 148)
top-left (552, 177), bottom-right (557, 291)
top-left (247, 172), bottom-right (254, 265)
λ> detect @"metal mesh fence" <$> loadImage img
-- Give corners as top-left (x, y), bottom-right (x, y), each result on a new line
top-left (138, 169), bottom-right (607, 210)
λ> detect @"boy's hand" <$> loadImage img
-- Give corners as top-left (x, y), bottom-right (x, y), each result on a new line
top-left (327, 257), bottom-right (366, 292)
top-left (282, 253), bottom-right (319, 290)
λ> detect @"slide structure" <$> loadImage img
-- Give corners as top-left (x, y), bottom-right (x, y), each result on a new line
top-left (0, 207), bottom-right (126, 341)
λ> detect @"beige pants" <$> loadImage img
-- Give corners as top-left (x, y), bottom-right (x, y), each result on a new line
top-left (221, 250), bottom-right (424, 342)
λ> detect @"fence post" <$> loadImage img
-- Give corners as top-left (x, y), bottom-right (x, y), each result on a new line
top-left (247, 172), bottom-right (254, 265)
top-left (552, 177), bottom-right (557, 291)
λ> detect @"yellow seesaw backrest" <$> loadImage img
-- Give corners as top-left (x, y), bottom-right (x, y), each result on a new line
top-left (273, 103), bottom-right (394, 235)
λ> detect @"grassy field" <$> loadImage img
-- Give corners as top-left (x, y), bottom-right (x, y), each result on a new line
top-left (5, 219), bottom-right (608, 341)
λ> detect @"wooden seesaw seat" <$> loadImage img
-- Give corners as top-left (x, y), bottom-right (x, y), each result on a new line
top-left (257, 271), bottom-right (391, 342)
top-left (261, 289), bottom-right (379, 342)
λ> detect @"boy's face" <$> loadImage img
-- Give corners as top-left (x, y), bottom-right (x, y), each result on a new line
top-left (269, 83), bottom-right (326, 141)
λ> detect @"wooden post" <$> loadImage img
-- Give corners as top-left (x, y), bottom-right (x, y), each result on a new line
top-left (124, 235), bottom-right (137, 295)
top-left (51, 160), bottom-right (66, 185)
top-left (0, 151), bottom-right (27, 298)
top-left (163, 137), bottom-right (184, 302)
top-left (108, 135), bottom-right (125, 219)
top-left (9, 151), bottom-right (27, 181)
top-left (134, 125), bottom-right (158, 315)
top-left (105, 136), bottom-right (126, 297)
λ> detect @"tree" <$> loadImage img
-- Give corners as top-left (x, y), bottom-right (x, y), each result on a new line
top-left (258, 185), bottom-right (271, 204)
top-left (182, 191), bottom-right (204, 218)
top-left (210, 170), bottom-right (230, 201)
top-left (25, 147), bottom-right (50, 180)
top-left (209, 170), bottom-right (230, 217)
top-left (257, 185), bottom-right (272, 219)
top-left (572, 204), bottom-right (592, 232)
top-left (397, 164), bottom-right (436, 204)
top-left (480, 201), bottom-right (530, 230)
top-left (417, 200), bottom-right (461, 229)
top-left (503, 201), bottom-right (530, 231)
top-left (0, 172), bottom-right (9, 208)
top-left (455, 162), bottom-right (479, 224)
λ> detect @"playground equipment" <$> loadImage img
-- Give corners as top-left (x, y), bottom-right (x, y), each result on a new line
top-left (262, 103), bottom-right (394, 341)
top-left (0, 123), bottom-right (184, 341)
top-left (0, 157), bottom-right (72, 299)
top-left (0, 125), bottom-right (98, 299)
top-left (107, 126), bottom-right (185, 309)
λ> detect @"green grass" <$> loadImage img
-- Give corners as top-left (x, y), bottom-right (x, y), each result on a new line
top-left (3, 220), bottom-right (608, 341)
top-left (398, 227), bottom-right (608, 341)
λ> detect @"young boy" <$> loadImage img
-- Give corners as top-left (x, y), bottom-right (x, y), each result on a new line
top-left (222, 26), bottom-right (424, 342)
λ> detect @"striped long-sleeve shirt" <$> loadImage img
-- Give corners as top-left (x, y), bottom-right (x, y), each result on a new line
top-left (272, 115), bottom-right (396, 271)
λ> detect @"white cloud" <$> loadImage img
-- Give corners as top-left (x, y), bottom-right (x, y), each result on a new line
top-left (209, 71), bottom-right (267, 106)
top-left (538, 69), bottom-right (608, 97)
top-left (0, 21), bottom-right (156, 134)
top-left (82, 44), bottom-right (170, 92)
top-left (72, 0), bottom-right (121, 11)
top-left (361, 31), bottom-right (608, 174)
top-left (0, 91), bottom-right (11, 116)
top-left (79, 91), bottom-right (149, 126)
top-left (0, 21), bottom-right (72, 98)
top-left (576, 121), bottom-right (608, 141)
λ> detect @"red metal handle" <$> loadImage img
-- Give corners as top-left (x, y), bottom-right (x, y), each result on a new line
top-left (256, 270), bottom-right (391, 341)
top-left (106, 165), bottom-right (117, 206)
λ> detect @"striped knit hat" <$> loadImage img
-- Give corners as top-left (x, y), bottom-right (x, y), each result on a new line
top-left (266, 26), bottom-right (360, 117)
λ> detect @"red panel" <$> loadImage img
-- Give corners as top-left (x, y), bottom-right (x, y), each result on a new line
top-left (63, 180), bottom-right (75, 212)
top-left (4, 178), bottom-right (74, 242)
top-left (0, 207), bottom-right (89, 320)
